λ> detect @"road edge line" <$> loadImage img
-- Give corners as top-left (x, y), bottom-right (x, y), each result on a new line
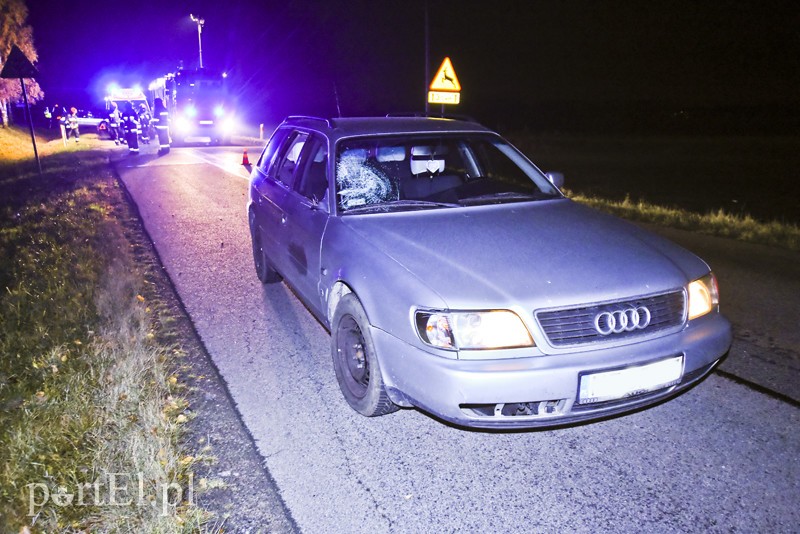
top-left (714, 369), bottom-right (800, 408)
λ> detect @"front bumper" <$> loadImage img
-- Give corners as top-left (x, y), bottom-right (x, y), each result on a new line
top-left (373, 313), bottom-right (732, 429)
top-left (173, 120), bottom-right (231, 143)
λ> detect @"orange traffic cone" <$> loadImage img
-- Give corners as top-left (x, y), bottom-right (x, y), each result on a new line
top-left (242, 148), bottom-right (250, 166)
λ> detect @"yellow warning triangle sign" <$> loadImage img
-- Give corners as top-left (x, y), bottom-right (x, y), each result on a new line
top-left (429, 57), bottom-right (461, 92)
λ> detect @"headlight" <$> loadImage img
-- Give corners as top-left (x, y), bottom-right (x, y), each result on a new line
top-left (174, 116), bottom-right (192, 133)
top-left (221, 117), bottom-right (235, 133)
top-left (415, 310), bottom-right (534, 350)
top-left (213, 105), bottom-right (225, 117)
top-left (687, 273), bottom-right (719, 320)
top-left (184, 105), bottom-right (197, 118)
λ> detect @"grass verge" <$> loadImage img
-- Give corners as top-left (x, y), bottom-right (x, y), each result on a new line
top-left (565, 190), bottom-right (800, 252)
top-left (0, 126), bottom-right (209, 532)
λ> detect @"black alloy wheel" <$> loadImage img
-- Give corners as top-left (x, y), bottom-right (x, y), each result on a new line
top-left (338, 315), bottom-right (370, 399)
top-left (332, 294), bottom-right (398, 417)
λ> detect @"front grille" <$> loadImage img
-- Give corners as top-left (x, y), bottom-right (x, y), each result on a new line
top-left (536, 290), bottom-right (685, 347)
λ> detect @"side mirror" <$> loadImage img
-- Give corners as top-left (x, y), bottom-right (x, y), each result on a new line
top-left (546, 172), bottom-right (565, 189)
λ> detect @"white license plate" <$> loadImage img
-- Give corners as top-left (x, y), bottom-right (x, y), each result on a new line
top-left (578, 355), bottom-right (684, 404)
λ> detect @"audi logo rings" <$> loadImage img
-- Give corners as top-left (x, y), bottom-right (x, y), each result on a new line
top-left (594, 306), bottom-right (651, 335)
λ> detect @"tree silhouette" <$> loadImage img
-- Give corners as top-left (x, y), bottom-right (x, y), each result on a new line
top-left (0, 0), bottom-right (43, 126)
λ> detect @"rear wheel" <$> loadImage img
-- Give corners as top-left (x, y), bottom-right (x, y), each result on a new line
top-left (331, 294), bottom-right (398, 417)
top-left (249, 214), bottom-right (281, 283)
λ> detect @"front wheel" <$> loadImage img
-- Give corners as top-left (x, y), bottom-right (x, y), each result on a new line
top-left (331, 294), bottom-right (398, 417)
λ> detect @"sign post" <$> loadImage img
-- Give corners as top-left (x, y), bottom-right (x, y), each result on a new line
top-left (428, 57), bottom-right (461, 113)
top-left (0, 45), bottom-right (42, 175)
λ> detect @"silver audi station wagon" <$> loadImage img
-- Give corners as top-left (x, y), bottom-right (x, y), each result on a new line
top-left (247, 116), bottom-right (732, 429)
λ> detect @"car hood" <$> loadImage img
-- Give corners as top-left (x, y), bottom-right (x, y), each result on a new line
top-left (340, 199), bottom-right (708, 309)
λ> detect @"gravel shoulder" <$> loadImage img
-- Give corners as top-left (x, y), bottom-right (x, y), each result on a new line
top-left (114, 164), bottom-right (298, 533)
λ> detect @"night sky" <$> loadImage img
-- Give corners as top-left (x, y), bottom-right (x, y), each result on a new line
top-left (24, 0), bottom-right (800, 133)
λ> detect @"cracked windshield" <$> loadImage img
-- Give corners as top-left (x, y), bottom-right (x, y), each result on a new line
top-left (335, 135), bottom-right (561, 213)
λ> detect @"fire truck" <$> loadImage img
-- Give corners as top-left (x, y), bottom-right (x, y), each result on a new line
top-left (148, 68), bottom-right (235, 145)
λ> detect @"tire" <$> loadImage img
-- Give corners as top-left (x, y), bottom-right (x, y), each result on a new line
top-left (331, 294), bottom-right (398, 417)
top-left (249, 214), bottom-right (281, 283)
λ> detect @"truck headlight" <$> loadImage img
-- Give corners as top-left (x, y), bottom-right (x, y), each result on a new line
top-left (687, 273), bottom-right (719, 320)
top-left (221, 117), bottom-right (235, 134)
top-left (416, 310), bottom-right (534, 350)
top-left (174, 116), bottom-right (192, 133)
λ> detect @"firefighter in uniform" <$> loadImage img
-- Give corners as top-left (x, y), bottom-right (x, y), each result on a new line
top-left (138, 103), bottom-right (151, 144)
top-left (47, 104), bottom-right (65, 129)
top-left (152, 97), bottom-right (171, 154)
top-left (65, 107), bottom-right (80, 142)
top-left (108, 102), bottom-right (123, 145)
top-left (121, 102), bottom-right (140, 154)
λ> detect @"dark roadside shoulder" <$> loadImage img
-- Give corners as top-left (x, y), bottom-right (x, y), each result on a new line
top-left (112, 160), bottom-right (298, 533)
top-left (640, 223), bottom-right (800, 405)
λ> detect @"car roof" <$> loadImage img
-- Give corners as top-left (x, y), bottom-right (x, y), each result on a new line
top-left (280, 115), bottom-right (495, 143)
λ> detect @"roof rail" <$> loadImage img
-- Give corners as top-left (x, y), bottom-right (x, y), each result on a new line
top-left (385, 112), bottom-right (427, 118)
top-left (285, 115), bottom-right (334, 128)
top-left (436, 112), bottom-right (478, 122)
top-left (386, 111), bottom-right (478, 122)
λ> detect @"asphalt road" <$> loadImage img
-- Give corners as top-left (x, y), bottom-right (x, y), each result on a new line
top-left (115, 143), bottom-right (799, 533)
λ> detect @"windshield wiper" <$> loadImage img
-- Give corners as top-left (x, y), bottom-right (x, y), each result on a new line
top-left (459, 191), bottom-right (555, 205)
top-left (343, 199), bottom-right (459, 214)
